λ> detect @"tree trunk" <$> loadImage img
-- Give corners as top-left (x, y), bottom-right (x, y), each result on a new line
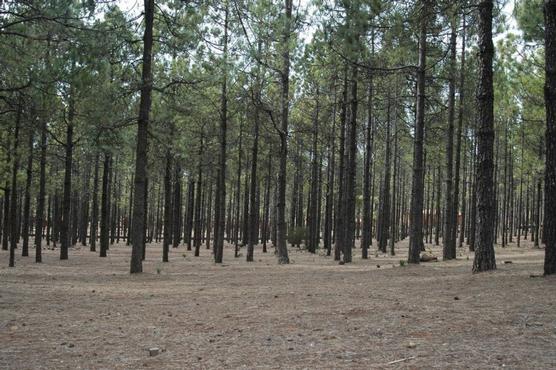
top-left (22, 128), bottom-right (34, 257)
top-left (343, 66), bottom-right (358, 264)
top-left (389, 107), bottom-right (398, 256)
top-left (275, 0), bottom-right (293, 264)
top-left (408, 0), bottom-right (429, 264)
top-left (130, 0), bottom-right (154, 273)
top-left (443, 13), bottom-right (457, 260)
top-left (234, 121), bottom-right (243, 255)
top-left (473, 0), bottom-right (497, 272)
top-left (214, 1), bottom-right (229, 264)
top-left (307, 88), bottom-right (320, 254)
top-left (163, 151), bottom-right (172, 262)
top-left (8, 99), bottom-right (21, 267)
top-left (194, 136), bottom-right (204, 257)
top-left (34, 103), bottom-right (48, 262)
top-left (362, 76), bottom-right (374, 259)
top-left (172, 162), bottom-right (182, 249)
top-left (100, 153), bottom-right (111, 257)
top-left (90, 154), bottom-right (100, 251)
top-left (454, 12), bottom-right (467, 249)
top-left (379, 91), bottom-right (392, 253)
top-left (60, 94), bottom-right (75, 261)
top-left (334, 66), bottom-right (348, 261)
top-left (544, 0), bottom-right (556, 274)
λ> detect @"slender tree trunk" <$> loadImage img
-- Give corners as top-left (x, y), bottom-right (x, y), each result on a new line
top-left (234, 122), bottom-right (242, 255)
top-left (469, 145), bottom-right (477, 251)
top-left (459, 142), bottom-right (468, 248)
top-left (2, 169), bottom-right (9, 252)
top-left (194, 137), bottom-right (204, 257)
top-left (8, 99), bottom-right (22, 267)
top-left (408, 0), bottom-right (429, 263)
top-left (362, 76), bottom-right (374, 259)
top-left (60, 94), bottom-right (75, 261)
top-left (262, 151), bottom-right (271, 253)
top-left (379, 91), bottom-right (392, 252)
top-left (80, 158), bottom-right (91, 246)
top-left (214, 1), bottom-right (229, 264)
top-left (90, 154), bottom-right (100, 251)
top-left (307, 89), bottom-right (320, 254)
top-left (100, 153), bottom-right (111, 257)
top-left (473, 0), bottom-right (497, 272)
top-left (443, 13), bottom-right (457, 260)
top-left (454, 13), bottom-right (467, 249)
top-left (275, 0), bottom-right (293, 264)
top-left (22, 129), bottom-right (34, 257)
top-left (389, 110), bottom-right (398, 256)
top-left (247, 53), bottom-right (262, 261)
top-left (163, 151), bottom-right (172, 262)
top-left (172, 162), bottom-right (182, 248)
top-left (34, 109), bottom-right (48, 262)
top-left (335, 66), bottom-right (348, 260)
top-left (435, 166), bottom-right (441, 246)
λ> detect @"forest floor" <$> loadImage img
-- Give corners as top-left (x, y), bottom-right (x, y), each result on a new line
top-left (1, 239), bottom-right (555, 369)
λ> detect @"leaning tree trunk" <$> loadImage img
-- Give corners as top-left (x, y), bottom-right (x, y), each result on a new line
top-left (544, 0), bottom-right (556, 275)
top-left (473, 0), bottom-right (497, 273)
top-left (130, 0), bottom-right (154, 273)
top-left (275, 0), bottom-right (293, 264)
top-left (408, 0), bottom-right (429, 264)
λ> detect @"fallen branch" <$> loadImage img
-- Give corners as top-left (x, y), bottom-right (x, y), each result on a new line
top-left (385, 356), bottom-right (416, 366)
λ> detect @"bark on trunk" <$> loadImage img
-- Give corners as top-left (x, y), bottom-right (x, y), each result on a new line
top-left (362, 77), bottom-right (374, 259)
top-left (473, 0), bottom-right (497, 273)
top-left (275, 0), bottom-right (293, 264)
top-left (544, 0), bottom-right (556, 275)
top-left (408, 0), bottom-right (429, 264)
top-left (100, 154), bottom-right (111, 257)
top-left (443, 13), bottom-right (457, 260)
top-left (130, 0), bottom-right (154, 273)
top-left (163, 151), bottom-right (172, 262)
top-left (22, 128), bottom-right (34, 257)
top-left (214, 1), bottom-right (229, 264)
top-left (60, 94), bottom-right (75, 261)
top-left (8, 99), bottom-right (21, 267)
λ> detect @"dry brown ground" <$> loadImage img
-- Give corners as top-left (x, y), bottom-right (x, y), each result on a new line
top-left (1, 239), bottom-right (555, 370)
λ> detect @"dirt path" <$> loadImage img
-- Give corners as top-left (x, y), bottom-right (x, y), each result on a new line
top-left (1, 241), bottom-right (555, 369)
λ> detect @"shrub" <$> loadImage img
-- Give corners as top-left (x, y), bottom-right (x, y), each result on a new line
top-left (287, 227), bottom-right (307, 247)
